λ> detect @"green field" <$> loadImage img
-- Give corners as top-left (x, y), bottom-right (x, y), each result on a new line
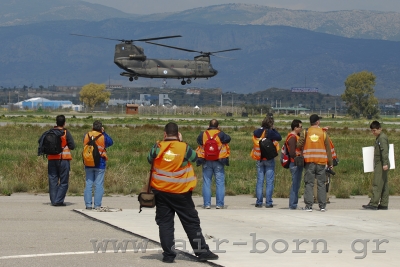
top-left (0, 113), bottom-right (399, 199)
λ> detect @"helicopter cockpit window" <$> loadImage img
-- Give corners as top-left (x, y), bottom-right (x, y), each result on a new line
top-left (122, 46), bottom-right (125, 51)
top-left (208, 64), bottom-right (213, 70)
top-left (198, 65), bottom-right (202, 70)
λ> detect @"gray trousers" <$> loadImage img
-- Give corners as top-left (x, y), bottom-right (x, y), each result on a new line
top-left (304, 163), bottom-right (326, 209)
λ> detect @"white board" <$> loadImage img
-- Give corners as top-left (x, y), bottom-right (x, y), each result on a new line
top-left (389, 144), bottom-right (395, 170)
top-left (362, 144), bottom-right (395, 173)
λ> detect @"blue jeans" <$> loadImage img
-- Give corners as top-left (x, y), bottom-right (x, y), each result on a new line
top-left (84, 168), bottom-right (105, 208)
top-left (48, 160), bottom-right (70, 205)
top-left (288, 162), bottom-right (303, 209)
top-left (202, 160), bottom-right (225, 207)
top-left (255, 159), bottom-right (275, 206)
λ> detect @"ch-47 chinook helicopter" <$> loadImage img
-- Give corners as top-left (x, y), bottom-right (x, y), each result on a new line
top-left (71, 34), bottom-right (241, 85)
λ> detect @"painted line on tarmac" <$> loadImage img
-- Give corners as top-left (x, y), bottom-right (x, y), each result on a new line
top-left (0, 248), bottom-right (161, 260)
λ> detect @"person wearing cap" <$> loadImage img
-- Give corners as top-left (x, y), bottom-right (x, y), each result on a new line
top-left (300, 114), bottom-right (333, 212)
top-left (313, 133), bottom-right (338, 204)
top-left (362, 120), bottom-right (390, 210)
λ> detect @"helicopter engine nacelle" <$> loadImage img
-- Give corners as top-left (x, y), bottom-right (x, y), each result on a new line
top-left (194, 55), bottom-right (210, 62)
top-left (129, 55), bottom-right (147, 61)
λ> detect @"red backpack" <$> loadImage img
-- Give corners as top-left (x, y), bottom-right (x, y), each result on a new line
top-left (281, 133), bottom-right (295, 168)
top-left (204, 131), bottom-right (220, 161)
top-left (280, 143), bottom-right (290, 168)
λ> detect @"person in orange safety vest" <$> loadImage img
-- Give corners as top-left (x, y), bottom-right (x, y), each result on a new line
top-left (83, 120), bottom-right (113, 210)
top-left (43, 115), bottom-right (75, 206)
top-left (313, 135), bottom-right (338, 204)
top-left (147, 122), bottom-right (219, 263)
top-left (196, 119), bottom-right (231, 209)
top-left (286, 119), bottom-right (304, 210)
top-left (300, 114), bottom-right (333, 212)
top-left (250, 115), bottom-right (282, 208)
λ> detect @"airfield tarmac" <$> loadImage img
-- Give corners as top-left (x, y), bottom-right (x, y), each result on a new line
top-left (1, 193), bottom-right (400, 267)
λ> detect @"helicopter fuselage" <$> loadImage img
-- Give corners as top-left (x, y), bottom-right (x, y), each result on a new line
top-left (115, 57), bottom-right (218, 80)
top-left (113, 43), bottom-right (218, 84)
top-left (70, 34), bottom-right (239, 85)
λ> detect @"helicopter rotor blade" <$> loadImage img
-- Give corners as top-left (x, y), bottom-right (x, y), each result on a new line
top-left (210, 48), bottom-right (241, 54)
top-left (70, 33), bottom-right (182, 43)
top-left (70, 33), bottom-right (123, 42)
top-left (146, 41), bottom-right (241, 57)
top-left (135, 35), bottom-right (182, 42)
top-left (211, 54), bottom-right (236, 60)
top-left (145, 41), bottom-right (200, 53)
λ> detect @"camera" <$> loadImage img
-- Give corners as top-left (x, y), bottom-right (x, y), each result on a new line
top-left (325, 168), bottom-right (336, 176)
top-left (333, 158), bottom-right (339, 166)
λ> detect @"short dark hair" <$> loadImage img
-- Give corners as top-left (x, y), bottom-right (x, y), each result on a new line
top-left (56, 115), bottom-right (65, 127)
top-left (209, 119), bottom-right (219, 128)
top-left (164, 122), bottom-right (178, 137)
top-left (261, 116), bottom-right (274, 129)
top-left (93, 120), bottom-right (103, 132)
top-left (370, 120), bottom-right (381, 130)
top-left (291, 119), bottom-right (302, 130)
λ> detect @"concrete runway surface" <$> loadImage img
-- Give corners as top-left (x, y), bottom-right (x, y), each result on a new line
top-left (1, 193), bottom-right (400, 267)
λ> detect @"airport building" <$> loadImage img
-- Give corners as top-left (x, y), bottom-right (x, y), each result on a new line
top-left (15, 97), bottom-right (82, 111)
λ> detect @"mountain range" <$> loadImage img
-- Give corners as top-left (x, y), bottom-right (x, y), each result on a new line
top-left (0, 0), bottom-right (400, 98)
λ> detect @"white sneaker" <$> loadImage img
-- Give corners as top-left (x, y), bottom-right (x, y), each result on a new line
top-left (320, 208), bottom-right (326, 212)
top-left (304, 207), bottom-right (313, 212)
top-left (216, 206), bottom-right (223, 209)
top-left (203, 205), bottom-right (211, 209)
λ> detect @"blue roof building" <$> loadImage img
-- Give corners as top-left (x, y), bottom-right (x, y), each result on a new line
top-left (16, 97), bottom-right (81, 111)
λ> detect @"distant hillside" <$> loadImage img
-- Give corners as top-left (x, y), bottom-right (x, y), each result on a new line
top-left (130, 4), bottom-right (400, 41)
top-left (0, 0), bottom-right (135, 26)
top-left (0, 19), bottom-right (399, 98)
top-left (2, 2), bottom-right (400, 42)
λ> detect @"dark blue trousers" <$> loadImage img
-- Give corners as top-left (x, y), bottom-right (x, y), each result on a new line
top-left (48, 160), bottom-right (70, 205)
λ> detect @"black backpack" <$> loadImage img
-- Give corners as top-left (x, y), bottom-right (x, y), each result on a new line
top-left (259, 130), bottom-right (278, 161)
top-left (38, 129), bottom-right (65, 156)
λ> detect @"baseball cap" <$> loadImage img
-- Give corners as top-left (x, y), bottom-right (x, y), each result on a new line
top-left (309, 114), bottom-right (322, 124)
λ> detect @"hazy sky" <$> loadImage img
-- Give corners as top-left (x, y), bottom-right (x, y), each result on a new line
top-left (83, 0), bottom-right (400, 14)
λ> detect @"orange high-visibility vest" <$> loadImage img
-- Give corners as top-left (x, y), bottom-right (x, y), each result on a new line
top-left (151, 141), bottom-right (197, 193)
top-left (328, 137), bottom-right (337, 160)
top-left (250, 129), bottom-right (280, 160)
top-left (196, 129), bottom-right (230, 159)
top-left (303, 127), bottom-right (327, 165)
top-left (285, 133), bottom-right (302, 163)
top-left (83, 131), bottom-right (108, 160)
top-left (47, 130), bottom-right (72, 160)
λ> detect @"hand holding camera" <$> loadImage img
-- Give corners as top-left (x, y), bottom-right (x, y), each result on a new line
top-left (325, 168), bottom-right (336, 176)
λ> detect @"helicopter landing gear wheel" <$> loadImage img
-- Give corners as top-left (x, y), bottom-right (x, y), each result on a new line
top-left (181, 80), bottom-right (186, 85)
top-left (129, 77), bottom-right (133, 82)
top-left (134, 76), bottom-right (138, 80)
top-left (187, 79), bottom-right (191, 84)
